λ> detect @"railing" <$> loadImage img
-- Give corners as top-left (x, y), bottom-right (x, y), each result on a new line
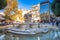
top-left (6, 23), bottom-right (53, 29)
top-left (12, 23), bottom-right (40, 29)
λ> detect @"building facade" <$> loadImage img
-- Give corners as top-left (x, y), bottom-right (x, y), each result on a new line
top-left (24, 13), bottom-right (32, 23)
top-left (31, 4), bottom-right (41, 23)
top-left (22, 4), bottom-right (41, 23)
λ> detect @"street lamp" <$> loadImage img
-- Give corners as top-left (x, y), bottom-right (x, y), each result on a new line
top-left (48, 0), bottom-right (50, 22)
top-left (40, 0), bottom-right (50, 22)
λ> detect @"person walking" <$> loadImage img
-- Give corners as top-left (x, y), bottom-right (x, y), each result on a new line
top-left (56, 21), bottom-right (58, 27)
top-left (56, 17), bottom-right (60, 27)
top-left (52, 19), bottom-right (55, 26)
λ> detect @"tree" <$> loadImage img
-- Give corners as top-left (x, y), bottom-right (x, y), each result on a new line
top-left (3, 15), bottom-right (12, 20)
top-left (4, 0), bottom-right (18, 20)
top-left (51, 0), bottom-right (60, 17)
top-left (0, 0), bottom-right (7, 10)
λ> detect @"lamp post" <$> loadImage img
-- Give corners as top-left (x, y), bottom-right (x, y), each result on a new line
top-left (40, 0), bottom-right (51, 22)
top-left (48, 0), bottom-right (50, 22)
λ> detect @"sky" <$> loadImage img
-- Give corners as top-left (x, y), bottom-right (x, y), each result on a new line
top-left (18, 0), bottom-right (54, 13)
top-left (0, 0), bottom-right (54, 14)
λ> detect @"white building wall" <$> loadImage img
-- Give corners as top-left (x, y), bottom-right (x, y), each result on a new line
top-left (31, 4), bottom-right (41, 23)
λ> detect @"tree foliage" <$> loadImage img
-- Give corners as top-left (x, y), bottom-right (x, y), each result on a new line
top-left (0, 0), bottom-right (7, 10)
top-left (4, 0), bottom-right (18, 20)
top-left (51, 0), bottom-right (60, 17)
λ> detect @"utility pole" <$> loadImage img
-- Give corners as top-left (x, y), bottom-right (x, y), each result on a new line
top-left (47, 0), bottom-right (50, 22)
top-left (40, 0), bottom-right (51, 22)
top-left (48, 0), bottom-right (50, 22)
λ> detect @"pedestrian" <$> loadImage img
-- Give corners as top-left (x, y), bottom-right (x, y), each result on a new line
top-left (52, 19), bottom-right (55, 26)
top-left (56, 21), bottom-right (58, 27)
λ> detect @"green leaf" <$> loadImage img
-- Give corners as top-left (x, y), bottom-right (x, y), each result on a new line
top-left (0, 0), bottom-right (7, 10)
top-left (51, 0), bottom-right (60, 17)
